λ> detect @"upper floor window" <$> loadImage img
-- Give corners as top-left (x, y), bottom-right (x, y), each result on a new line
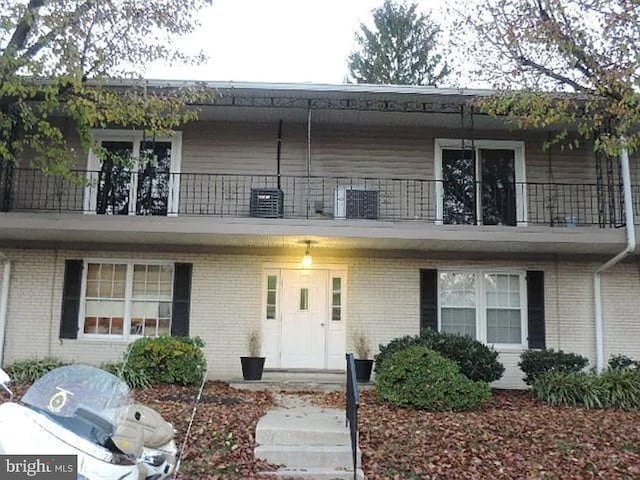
top-left (85, 130), bottom-right (182, 216)
top-left (435, 139), bottom-right (527, 226)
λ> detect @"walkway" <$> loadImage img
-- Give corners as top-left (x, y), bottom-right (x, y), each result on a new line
top-left (255, 393), bottom-right (365, 480)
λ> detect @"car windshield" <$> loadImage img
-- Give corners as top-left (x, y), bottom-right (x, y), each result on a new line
top-left (21, 364), bottom-right (131, 426)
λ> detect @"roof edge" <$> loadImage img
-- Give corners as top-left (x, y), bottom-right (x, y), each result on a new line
top-left (96, 79), bottom-right (497, 97)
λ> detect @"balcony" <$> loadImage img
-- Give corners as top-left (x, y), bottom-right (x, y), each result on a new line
top-left (1, 168), bottom-right (628, 228)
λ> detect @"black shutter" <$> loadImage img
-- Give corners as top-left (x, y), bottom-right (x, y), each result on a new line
top-left (59, 260), bottom-right (82, 339)
top-left (527, 270), bottom-right (545, 349)
top-left (171, 263), bottom-right (192, 337)
top-left (420, 269), bottom-right (438, 333)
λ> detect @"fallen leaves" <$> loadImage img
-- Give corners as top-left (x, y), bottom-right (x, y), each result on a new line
top-left (6, 381), bottom-right (640, 479)
top-left (310, 389), bottom-right (640, 479)
top-left (134, 382), bottom-right (277, 480)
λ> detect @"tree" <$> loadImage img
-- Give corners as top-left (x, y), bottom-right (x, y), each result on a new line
top-left (462, 0), bottom-right (640, 156)
top-left (0, 0), bottom-right (212, 175)
top-left (347, 0), bottom-right (451, 86)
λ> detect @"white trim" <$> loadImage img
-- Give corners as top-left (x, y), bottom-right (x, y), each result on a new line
top-left (84, 129), bottom-right (182, 215)
top-left (437, 268), bottom-right (528, 349)
top-left (78, 258), bottom-right (175, 341)
top-left (434, 138), bottom-right (527, 226)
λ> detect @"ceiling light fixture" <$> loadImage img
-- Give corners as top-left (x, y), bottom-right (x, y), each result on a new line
top-left (302, 240), bottom-right (313, 268)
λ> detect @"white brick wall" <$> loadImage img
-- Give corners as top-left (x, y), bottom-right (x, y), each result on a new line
top-left (0, 248), bottom-right (637, 389)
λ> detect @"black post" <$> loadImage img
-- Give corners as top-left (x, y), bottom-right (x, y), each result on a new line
top-left (276, 119), bottom-right (282, 190)
top-left (345, 353), bottom-right (360, 480)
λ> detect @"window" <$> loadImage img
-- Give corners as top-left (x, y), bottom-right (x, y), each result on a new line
top-left (266, 275), bottom-right (277, 319)
top-left (299, 288), bottom-right (309, 311)
top-left (82, 261), bottom-right (174, 339)
top-left (435, 139), bottom-right (526, 226)
top-left (331, 277), bottom-right (342, 321)
top-left (85, 131), bottom-right (182, 216)
top-left (439, 270), bottom-right (526, 347)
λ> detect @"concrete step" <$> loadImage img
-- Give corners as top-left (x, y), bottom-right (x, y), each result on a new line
top-left (232, 370), bottom-right (346, 392)
top-left (256, 407), bottom-right (348, 446)
top-left (255, 444), bottom-right (360, 469)
top-left (264, 467), bottom-right (366, 479)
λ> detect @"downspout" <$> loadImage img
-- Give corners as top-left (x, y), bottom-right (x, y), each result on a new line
top-left (594, 146), bottom-right (635, 372)
top-left (306, 104), bottom-right (311, 219)
top-left (0, 252), bottom-right (10, 367)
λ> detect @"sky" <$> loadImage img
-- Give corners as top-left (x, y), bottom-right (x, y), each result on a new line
top-left (143, 0), bottom-right (457, 85)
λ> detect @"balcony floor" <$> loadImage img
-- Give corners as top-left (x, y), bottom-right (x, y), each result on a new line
top-left (0, 212), bottom-right (630, 256)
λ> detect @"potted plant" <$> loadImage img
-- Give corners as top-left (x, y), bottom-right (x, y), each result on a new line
top-left (354, 332), bottom-right (374, 383)
top-left (240, 331), bottom-right (265, 381)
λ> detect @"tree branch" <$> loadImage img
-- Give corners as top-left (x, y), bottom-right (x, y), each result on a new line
top-left (3, 0), bottom-right (47, 55)
top-left (19, 1), bottom-right (97, 63)
top-left (518, 55), bottom-right (594, 93)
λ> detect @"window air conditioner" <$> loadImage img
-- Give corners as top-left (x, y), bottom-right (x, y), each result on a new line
top-left (334, 186), bottom-right (379, 219)
top-left (250, 188), bottom-right (284, 218)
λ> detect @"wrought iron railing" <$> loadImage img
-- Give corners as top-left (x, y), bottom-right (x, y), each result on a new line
top-left (0, 168), bottom-right (630, 227)
top-left (345, 353), bottom-right (360, 480)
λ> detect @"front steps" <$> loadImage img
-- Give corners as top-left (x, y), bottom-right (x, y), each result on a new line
top-left (255, 401), bottom-right (365, 480)
top-left (232, 370), bottom-right (347, 392)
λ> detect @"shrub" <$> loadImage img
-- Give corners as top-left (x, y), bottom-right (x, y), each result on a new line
top-left (533, 371), bottom-right (605, 408)
top-left (124, 336), bottom-right (206, 386)
top-left (534, 369), bottom-right (640, 411)
top-left (599, 369), bottom-right (640, 410)
top-left (519, 348), bottom-right (589, 386)
top-left (608, 354), bottom-right (640, 371)
top-left (376, 345), bottom-right (491, 411)
top-left (6, 357), bottom-right (67, 383)
top-left (374, 330), bottom-right (504, 383)
top-left (100, 361), bottom-right (151, 390)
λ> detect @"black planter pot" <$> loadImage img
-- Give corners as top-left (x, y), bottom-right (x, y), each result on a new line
top-left (240, 356), bottom-right (266, 381)
top-left (354, 359), bottom-right (374, 383)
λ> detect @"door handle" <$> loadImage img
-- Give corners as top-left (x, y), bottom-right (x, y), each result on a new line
top-left (320, 323), bottom-right (325, 327)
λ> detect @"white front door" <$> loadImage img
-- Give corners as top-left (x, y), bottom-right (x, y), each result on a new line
top-left (262, 267), bottom-right (347, 370)
top-left (280, 269), bottom-right (327, 368)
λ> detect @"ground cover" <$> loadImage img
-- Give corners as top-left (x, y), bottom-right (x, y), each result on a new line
top-left (5, 382), bottom-right (640, 479)
top-left (310, 389), bottom-right (640, 480)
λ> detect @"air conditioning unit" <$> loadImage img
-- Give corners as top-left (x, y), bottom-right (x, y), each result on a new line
top-left (250, 188), bottom-right (284, 218)
top-left (334, 186), bottom-right (379, 219)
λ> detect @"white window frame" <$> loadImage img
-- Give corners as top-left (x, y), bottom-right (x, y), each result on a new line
top-left (84, 129), bottom-right (183, 216)
top-left (79, 259), bottom-right (175, 341)
top-left (434, 139), bottom-right (527, 226)
top-left (438, 269), bottom-right (528, 350)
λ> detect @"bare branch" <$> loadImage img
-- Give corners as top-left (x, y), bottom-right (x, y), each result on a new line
top-left (3, 0), bottom-right (47, 55)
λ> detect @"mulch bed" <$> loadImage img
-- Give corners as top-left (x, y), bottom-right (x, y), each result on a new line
top-left (5, 382), bottom-right (640, 479)
top-left (308, 389), bottom-right (640, 480)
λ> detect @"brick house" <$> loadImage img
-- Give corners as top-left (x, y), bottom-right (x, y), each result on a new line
top-left (0, 81), bottom-right (637, 388)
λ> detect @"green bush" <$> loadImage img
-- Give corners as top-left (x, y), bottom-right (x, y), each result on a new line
top-left (519, 348), bottom-right (589, 386)
top-left (124, 336), bottom-right (206, 386)
top-left (533, 371), bottom-right (605, 408)
top-left (599, 369), bottom-right (640, 410)
top-left (375, 330), bottom-right (504, 383)
top-left (6, 357), bottom-right (67, 383)
top-left (100, 361), bottom-right (151, 390)
top-left (608, 354), bottom-right (640, 371)
top-left (534, 369), bottom-right (640, 411)
top-left (376, 345), bottom-right (491, 411)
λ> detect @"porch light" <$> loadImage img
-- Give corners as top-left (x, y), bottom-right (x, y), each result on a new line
top-left (302, 241), bottom-right (313, 268)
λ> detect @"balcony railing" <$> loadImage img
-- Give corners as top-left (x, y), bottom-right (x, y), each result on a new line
top-left (0, 168), bottom-right (630, 228)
